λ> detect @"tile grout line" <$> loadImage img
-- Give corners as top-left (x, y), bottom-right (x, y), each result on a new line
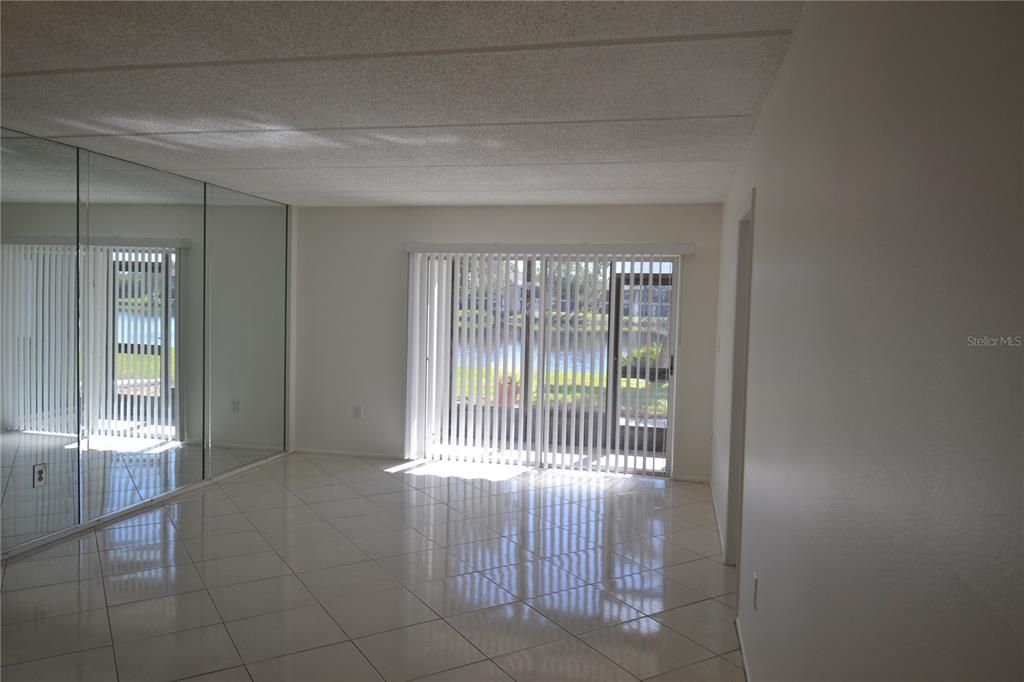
top-left (228, 469), bottom-right (391, 680)
top-left (95, 528), bottom-right (121, 682)
top-left (183, 478), bottom-right (254, 678)
top-left (284, 543), bottom-right (392, 682)
top-left (0, 642), bottom-right (116, 672)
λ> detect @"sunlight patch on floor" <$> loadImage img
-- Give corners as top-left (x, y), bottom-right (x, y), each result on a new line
top-left (68, 435), bottom-right (182, 454)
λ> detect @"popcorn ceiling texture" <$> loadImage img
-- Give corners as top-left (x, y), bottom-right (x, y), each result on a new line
top-left (1, 2), bottom-right (801, 206)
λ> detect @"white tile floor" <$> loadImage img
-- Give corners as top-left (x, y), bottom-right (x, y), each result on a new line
top-left (0, 452), bottom-right (744, 681)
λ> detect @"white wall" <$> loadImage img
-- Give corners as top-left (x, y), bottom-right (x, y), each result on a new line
top-left (292, 204), bottom-right (721, 480)
top-left (714, 3), bottom-right (1023, 679)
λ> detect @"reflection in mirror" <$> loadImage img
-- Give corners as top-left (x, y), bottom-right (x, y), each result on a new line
top-left (0, 130), bottom-right (80, 550)
top-left (79, 151), bottom-right (205, 519)
top-left (1, 130), bottom-right (288, 554)
top-left (205, 186), bottom-right (287, 476)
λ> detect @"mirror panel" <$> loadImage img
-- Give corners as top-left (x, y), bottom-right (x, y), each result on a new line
top-left (1, 130), bottom-right (80, 550)
top-left (79, 151), bottom-right (206, 519)
top-left (205, 186), bottom-right (287, 477)
top-left (0, 130), bottom-right (288, 556)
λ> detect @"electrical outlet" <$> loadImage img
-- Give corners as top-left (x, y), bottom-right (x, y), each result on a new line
top-left (32, 463), bottom-right (47, 488)
top-left (752, 573), bottom-right (759, 611)
top-left (353, 405), bottom-right (363, 419)
top-left (231, 398), bottom-right (240, 413)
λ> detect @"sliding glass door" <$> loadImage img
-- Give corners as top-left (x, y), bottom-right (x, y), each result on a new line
top-left (407, 250), bottom-right (680, 476)
top-left (609, 265), bottom-right (675, 475)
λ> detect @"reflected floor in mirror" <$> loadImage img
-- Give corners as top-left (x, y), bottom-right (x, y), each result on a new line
top-left (0, 452), bottom-right (744, 682)
top-left (1, 432), bottom-right (282, 551)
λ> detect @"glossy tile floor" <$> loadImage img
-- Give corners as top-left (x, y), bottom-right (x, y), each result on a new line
top-left (0, 452), bottom-right (744, 681)
top-left (2, 432), bottom-right (280, 551)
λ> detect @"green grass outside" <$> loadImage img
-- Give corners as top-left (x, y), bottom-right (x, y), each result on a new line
top-left (453, 367), bottom-right (668, 417)
top-left (457, 311), bottom-right (667, 336)
top-left (116, 295), bottom-right (164, 308)
top-left (116, 348), bottom-right (176, 384)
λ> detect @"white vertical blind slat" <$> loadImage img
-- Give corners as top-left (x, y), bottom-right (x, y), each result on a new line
top-left (456, 255), bottom-right (466, 458)
top-left (638, 256), bottom-right (649, 475)
top-left (405, 253), bottom-right (421, 459)
top-left (460, 255), bottom-right (470, 458)
top-left (549, 255), bottom-right (560, 469)
top-left (104, 247), bottom-right (115, 436)
top-left (557, 254), bottom-right (568, 470)
top-left (55, 248), bottom-right (64, 433)
top-left (584, 255), bottom-right (594, 471)
top-left (516, 258), bottom-right (528, 466)
top-left (161, 250), bottom-right (170, 437)
top-left (537, 255), bottom-right (547, 469)
top-left (483, 254), bottom-right (494, 460)
top-left (559, 254), bottom-right (570, 470)
top-left (571, 257), bottom-right (583, 470)
top-left (429, 255), bottom-right (439, 461)
top-left (420, 254), bottom-right (431, 459)
top-left (629, 256), bottom-right (640, 474)
top-left (567, 256), bottom-right (578, 470)
top-left (121, 248), bottom-right (129, 437)
top-left (46, 248), bottom-right (55, 433)
top-left (120, 248), bottom-right (129, 437)
top-left (637, 255), bottom-right (646, 475)
top-left (468, 254), bottom-right (479, 455)
top-left (581, 257), bottom-right (595, 473)
top-left (644, 253), bottom-right (656, 475)
top-left (496, 255), bottom-right (507, 464)
top-left (31, 246), bottom-right (39, 432)
top-left (132, 248), bottom-right (141, 436)
top-left (145, 252), bottom-right (154, 436)
top-left (436, 257), bottom-right (447, 461)
top-left (614, 257), bottom-right (626, 473)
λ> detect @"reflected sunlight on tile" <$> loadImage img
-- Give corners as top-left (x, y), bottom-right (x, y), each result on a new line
top-left (2, 452), bottom-right (744, 681)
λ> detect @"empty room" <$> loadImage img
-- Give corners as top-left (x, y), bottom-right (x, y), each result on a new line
top-left (0, 2), bottom-right (1020, 681)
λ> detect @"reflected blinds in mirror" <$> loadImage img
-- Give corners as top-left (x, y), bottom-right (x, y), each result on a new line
top-left (83, 246), bottom-right (179, 440)
top-left (1, 244), bottom-right (77, 435)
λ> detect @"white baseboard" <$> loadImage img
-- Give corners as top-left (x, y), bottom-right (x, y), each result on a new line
top-left (710, 488), bottom-right (730, 560)
top-left (735, 616), bottom-right (752, 682)
top-left (211, 442), bottom-right (282, 452)
top-left (671, 475), bottom-right (710, 483)
top-left (292, 447), bottom-right (403, 460)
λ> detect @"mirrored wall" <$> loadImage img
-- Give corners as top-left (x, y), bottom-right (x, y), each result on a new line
top-left (1, 129), bottom-right (288, 554)
top-left (1, 130), bottom-right (80, 548)
top-left (205, 186), bottom-right (287, 477)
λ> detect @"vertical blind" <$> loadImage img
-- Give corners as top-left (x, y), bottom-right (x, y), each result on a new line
top-left (1, 244), bottom-right (77, 435)
top-left (406, 247), bottom-right (683, 476)
top-left (1, 243), bottom-right (179, 440)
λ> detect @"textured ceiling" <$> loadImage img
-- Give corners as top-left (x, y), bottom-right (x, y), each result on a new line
top-left (1, 2), bottom-right (801, 206)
